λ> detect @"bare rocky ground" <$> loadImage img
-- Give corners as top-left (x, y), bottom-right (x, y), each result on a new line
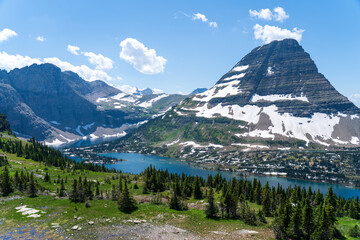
top-left (64, 222), bottom-right (260, 240)
top-left (1, 220), bottom-right (262, 240)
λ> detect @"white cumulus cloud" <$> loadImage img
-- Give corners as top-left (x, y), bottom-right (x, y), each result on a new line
top-left (117, 84), bottom-right (138, 94)
top-left (192, 13), bottom-right (208, 22)
top-left (273, 7), bottom-right (289, 22)
top-left (249, 8), bottom-right (272, 20)
top-left (249, 7), bottom-right (289, 22)
top-left (253, 24), bottom-right (304, 44)
top-left (36, 36), bottom-right (45, 42)
top-left (67, 45), bottom-right (80, 55)
top-left (192, 13), bottom-right (218, 28)
top-left (82, 51), bottom-right (113, 70)
top-left (0, 51), bottom-right (112, 82)
top-left (0, 28), bottom-right (17, 42)
top-left (43, 57), bottom-right (112, 81)
top-left (0, 51), bottom-right (41, 70)
top-left (120, 38), bottom-right (167, 75)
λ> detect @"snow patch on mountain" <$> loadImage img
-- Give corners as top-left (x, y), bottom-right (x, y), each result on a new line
top-left (231, 143), bottom-right (269, 149)
top-left (180, 141), bottom-right (224, 148)
top-left (182, 103), bottom-right (357, 145)
top-left (193, 80), bottom-right (242, 102)
top-left (266, 67), bottom-right (274, 76)
top-left (231, 65), bottom-right (249, 72)
top-left (138, 94), bottom-right (169, 108)
top-left (251, 93), bottom-right (309, 103)
top-left (223, 73), bottom-right (246, 81)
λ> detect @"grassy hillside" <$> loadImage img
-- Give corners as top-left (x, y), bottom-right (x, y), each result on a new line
top-left (0, 135), bottom-right (274, 239)
top-left (0, 135), bottom-right (360, 239)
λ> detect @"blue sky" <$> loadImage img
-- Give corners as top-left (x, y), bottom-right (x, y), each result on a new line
top-left (0, 0), bottom-right (359, 103)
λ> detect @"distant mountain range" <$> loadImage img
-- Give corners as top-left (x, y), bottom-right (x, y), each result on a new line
top-left (0, 63), bottom-right (188, 146)
top-left (105, 39), bottom-right (360, 158)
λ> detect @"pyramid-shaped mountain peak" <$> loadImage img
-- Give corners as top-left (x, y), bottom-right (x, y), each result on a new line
top-left (193, 39), bottom-right (358, 117)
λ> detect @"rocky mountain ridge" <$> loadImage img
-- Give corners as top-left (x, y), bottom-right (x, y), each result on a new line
top-left (0, 64), bottom-right (187, 146)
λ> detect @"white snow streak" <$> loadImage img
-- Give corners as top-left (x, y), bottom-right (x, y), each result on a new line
top-left (193, 80), bottom-right (242, 102)
top-left (251, 93), bottom-right (309, 103)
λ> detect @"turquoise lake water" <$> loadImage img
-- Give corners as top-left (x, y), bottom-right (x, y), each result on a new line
top-left (99, 152), bottom-right (360, 199)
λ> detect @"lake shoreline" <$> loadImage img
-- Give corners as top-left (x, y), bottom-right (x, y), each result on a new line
top-left (99, 150), bottom-right (359, 191)
top-left (92, 152), bottom-right (360, 199)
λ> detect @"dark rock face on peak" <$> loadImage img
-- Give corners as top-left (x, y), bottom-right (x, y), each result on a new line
top-left (8, 64), bottom-right (101, 128)
top-left (204, 39), bottom-right (358, 117)
top-left (62, 71), bottom-right (121, 103)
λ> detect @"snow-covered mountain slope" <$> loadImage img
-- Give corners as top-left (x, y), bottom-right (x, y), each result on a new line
top-left (111, 39), bottom-right (360, 154)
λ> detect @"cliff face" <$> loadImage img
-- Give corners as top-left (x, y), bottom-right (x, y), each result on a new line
top-left (0, 64), bottom-right (144, 143)
top-left (117, 39), bottom-right (360, 151)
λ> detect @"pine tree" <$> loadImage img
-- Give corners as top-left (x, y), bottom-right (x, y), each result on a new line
top-left (95, 184), bottom-right (100, 198)
top-left (350, 200), bottom-right (360, 219)
top-left (262, 182), bottom-right (272, 216)
top-left (44, 172), bottom-right (50, 182)
top-left (14, 171), bottom-right (20, 190)
top-left (111, 184), bottom-right (117, 201)
top-left (349, 224), bottom-right (360, 238)
top-left (205, 188), bottom-right (218, 218)
top-left (257, 209), bottom-right (267, 223)
top-left (193, 176), bottom-right (202, 199)
top-left (118, 181), bottom-right (137, 212)
top-left (273, 204), bottom-right (287, 240)
top-left (253, 180), bottom-right (262, 204)
top-left (223, 189), bottom-right (237, 218)
top-left (169, 187), bottom-right (182, 210)
top-left (118, 178), bottom-right (123, 193)
top-left (302, 198), bottom-right (314, 240)
top-left (70, 179), bottom-right (79, 202)
top-left (29, 172), bottom-right (37, 197)
top-left (288, 203), bottom-right (303, 239)
top-left (1, 166), bottom-right (13, 196)
top-left (59, 179), bottom-right (66, 197)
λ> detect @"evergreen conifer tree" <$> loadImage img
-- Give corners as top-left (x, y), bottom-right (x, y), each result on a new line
top-left (224, 189), bottom-right (237, 218)
top-left (59, 179), bottom-right (66, 197)
top-left (302, 198), bottom-right (314, 239)
top-left (193, 176), bottom-right (202, 199)
top-left (262, 182), bottom-right (272, 216)
top-left (118, 181), bottom-right (137, 212)
top-left (29, 172), bottom-right (37, 197)
top-left (205, 188), bottom-right (218, 218)
top-left (349, 224), bottom-right (360, 238)
top-left (1, 166), bottom-right (13, 196)
top-left (70, 179), bottom-right (79, 202)
top-left (288, 203), bottom-right (303, 239)
top-left (44, 172), bottom-right (50, 182)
